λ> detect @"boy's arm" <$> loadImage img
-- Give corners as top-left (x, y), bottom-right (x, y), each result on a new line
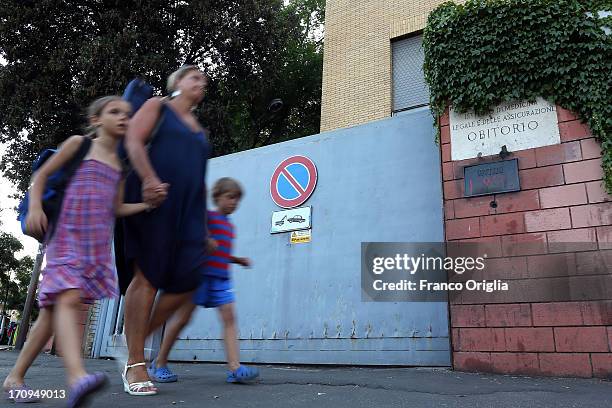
top-left (206, 237), bottom-right (218, 254)
top-left (204, 204), bottom-right (219, 254)
top-left (230, 256), bottom-right (251, 268)
top-left (114, 180), bottom-right (151, 217)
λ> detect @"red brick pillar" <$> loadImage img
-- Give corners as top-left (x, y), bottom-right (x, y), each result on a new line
top-left (441, 106), bottom-right (612, 378)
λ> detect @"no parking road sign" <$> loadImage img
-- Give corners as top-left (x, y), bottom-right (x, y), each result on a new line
top-left (270, 155), bottom-right (318, 208)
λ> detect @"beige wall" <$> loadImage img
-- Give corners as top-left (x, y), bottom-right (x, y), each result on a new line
top-left (321, 0), bottom-right (460, 131)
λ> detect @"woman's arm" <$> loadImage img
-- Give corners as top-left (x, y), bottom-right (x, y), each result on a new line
top-left (26, 135), bottom-right (84, 237)
top-left (125, 97), bottom-right (169, 206)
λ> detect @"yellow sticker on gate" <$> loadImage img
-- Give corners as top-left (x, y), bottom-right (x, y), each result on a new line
top-left (290, 230), bottom-right (311, 244)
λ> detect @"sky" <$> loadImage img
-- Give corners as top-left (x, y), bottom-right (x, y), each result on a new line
top-left (0, 143), bottom-right (40, 259)
top-left (0, 54), bottom-right (39, 259)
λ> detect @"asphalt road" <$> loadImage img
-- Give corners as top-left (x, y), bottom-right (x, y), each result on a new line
top-left (1, 351), bottom-right (611, 407)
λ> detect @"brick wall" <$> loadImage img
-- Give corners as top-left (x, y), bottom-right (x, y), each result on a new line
top-left (441, 106), bottom-right (612, 378)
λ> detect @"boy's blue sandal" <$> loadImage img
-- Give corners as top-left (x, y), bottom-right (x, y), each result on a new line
top-left (226, 365), bottom-right (260, 383)
top-left (147, 360), bottom-right (178, 383)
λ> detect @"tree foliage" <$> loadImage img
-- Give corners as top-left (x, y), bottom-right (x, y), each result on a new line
top-left (0, 0), bottom-right (324, 194)
top-left (6, 255), bottom-right (34, 313)
top-left (0, 232), bottom-right (32, 316)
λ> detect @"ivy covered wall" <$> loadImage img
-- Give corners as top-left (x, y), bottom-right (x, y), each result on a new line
top-left (423, 0), bottom-right (611, 191)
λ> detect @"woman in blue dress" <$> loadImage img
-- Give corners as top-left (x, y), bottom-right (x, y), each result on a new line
top-left (119, 65), bottom-right (210, 396)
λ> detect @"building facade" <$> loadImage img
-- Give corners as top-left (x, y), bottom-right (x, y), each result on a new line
top-left (321, 0), bottom-right (461, 131)
top-left (88, 0), bottom-right (611, 379)
top-left (321, 0), bottom-right (612, 378)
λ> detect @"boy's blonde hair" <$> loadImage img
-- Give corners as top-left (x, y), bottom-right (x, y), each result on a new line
top-left (212, 177), bottom-right (243, 204)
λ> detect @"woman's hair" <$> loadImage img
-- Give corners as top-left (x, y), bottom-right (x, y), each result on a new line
top-left (85, 95), bottom-right (124, 137)
top-left (166, 64), bottom-right (207, 93)
top-left (212, 177), bottom-right (243, 203)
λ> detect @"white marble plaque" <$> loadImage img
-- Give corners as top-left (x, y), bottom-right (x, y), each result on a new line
top-left (450, 98), bottom-right (560, 160)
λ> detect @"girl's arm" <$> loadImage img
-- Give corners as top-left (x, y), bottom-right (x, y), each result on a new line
top-left (26, 135), bottom-right (85, 237)
top-left (114, 180), bottom-right (151, 218)
top-left (116, 203), bottom-right (150, 218)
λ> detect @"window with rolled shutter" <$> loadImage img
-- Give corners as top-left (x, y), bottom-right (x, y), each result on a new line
top-left (392, 35), bottom-right (429, 113)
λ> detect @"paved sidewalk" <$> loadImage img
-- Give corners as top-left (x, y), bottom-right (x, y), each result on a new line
top-left (1, 350), bottom-right (610, 407)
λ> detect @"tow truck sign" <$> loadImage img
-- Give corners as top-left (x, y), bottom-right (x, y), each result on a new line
top-left (270, 206), bottom-right (312, 234)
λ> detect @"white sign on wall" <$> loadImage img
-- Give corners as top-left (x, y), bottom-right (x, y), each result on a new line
top-left (270, 206), bottom-right (311, 234)
top-left (450, 97), bottom-right (560, 161)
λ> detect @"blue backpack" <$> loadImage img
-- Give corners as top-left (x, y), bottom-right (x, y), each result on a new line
top-left (122, 78), bottom-right (154, 113)
top-left (18, 78), bottom-right (160, 243)
top-left (118, 78), bottom-right (166, 173)
top-left (17, 136), bottom-right (92, 242)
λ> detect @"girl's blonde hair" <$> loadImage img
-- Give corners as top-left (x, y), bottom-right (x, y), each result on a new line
top-left (85, 95), bottom-right (125, 136)
top-left (166, 65), bottom-right (208, 93)
top-left (212, 177), bottom-right (243, 204)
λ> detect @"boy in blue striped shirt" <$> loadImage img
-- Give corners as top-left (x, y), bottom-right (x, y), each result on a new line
top-left (148, 177), bottom-right (260, 384)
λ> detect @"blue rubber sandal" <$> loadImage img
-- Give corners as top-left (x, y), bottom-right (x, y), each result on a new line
top-left (226, 365), bottom-right (260, 384)
top-left (66, 372), bottom-right (108, 408)
top-left (147, 360), bottom-right (178, 383)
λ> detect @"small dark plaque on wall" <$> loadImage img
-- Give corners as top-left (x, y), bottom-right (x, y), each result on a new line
top-left (463, 159), bottom-right (520, 197)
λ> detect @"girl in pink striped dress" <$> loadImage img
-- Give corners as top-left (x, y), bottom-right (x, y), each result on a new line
top-left (4, 96), bottom-right (152, 407)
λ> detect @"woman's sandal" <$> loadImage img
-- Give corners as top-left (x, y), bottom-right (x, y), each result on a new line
top-left (122, 362), bottom-right (157, 396)
top-left (66, 372), bottom-right (108, 408)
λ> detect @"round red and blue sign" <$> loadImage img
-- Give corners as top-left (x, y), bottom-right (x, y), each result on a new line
top-left (270, 155), bottom-right (317, 208)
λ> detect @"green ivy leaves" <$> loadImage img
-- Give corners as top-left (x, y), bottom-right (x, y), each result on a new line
top-left (423, 0), bottom-right (612, 192)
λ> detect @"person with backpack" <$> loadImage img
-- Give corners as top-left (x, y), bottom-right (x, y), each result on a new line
top-left (117, 65), bottom-right (211, 396)
top-left (3, 96), bottom-right (151, 406)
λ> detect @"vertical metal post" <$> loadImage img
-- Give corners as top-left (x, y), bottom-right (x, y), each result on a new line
top-left (15, 243), bottom-right (44, 350)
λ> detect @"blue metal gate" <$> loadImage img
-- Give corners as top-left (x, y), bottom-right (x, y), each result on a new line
top-left (97, 108), bottom-right (450, 366)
